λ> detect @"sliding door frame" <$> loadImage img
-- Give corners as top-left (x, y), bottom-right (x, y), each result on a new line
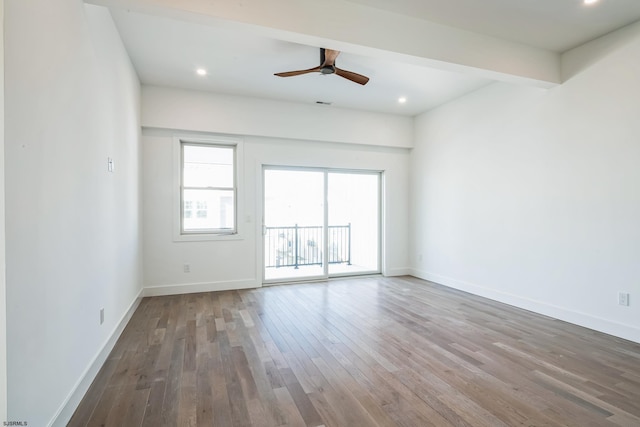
top-left (261, 165), bottom-right (382, 285)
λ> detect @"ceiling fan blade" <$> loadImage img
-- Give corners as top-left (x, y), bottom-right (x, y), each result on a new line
top-left (335, 67), bottom-right (370, 85)
top-left (274, 66), bottom-right (322, 77)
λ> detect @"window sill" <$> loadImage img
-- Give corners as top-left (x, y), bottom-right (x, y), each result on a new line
top-left (173, 232), bottom-right (244, 242)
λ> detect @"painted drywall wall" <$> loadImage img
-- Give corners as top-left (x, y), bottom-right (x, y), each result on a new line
top-left (143, 133), bottom-right (410, 294)
top-left (0, 0), bottom-right (7, 420)
top-left (563, 20), bottom-right (640, 81)
top-left (5, 2), bottom-right (142, 426)
top-left (142, 89), bottom-right (410, 294)
top-left (142, 85), bottom-right (414, 148)
top-left (410, 26), bottom-right (640, 343)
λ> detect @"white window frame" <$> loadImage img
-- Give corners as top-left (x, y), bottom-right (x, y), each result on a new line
top-left (173, 135), bottom-right (244, 242)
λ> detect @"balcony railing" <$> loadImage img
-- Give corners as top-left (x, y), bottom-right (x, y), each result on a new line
top-left (265, 224), bottom-right (351, 269)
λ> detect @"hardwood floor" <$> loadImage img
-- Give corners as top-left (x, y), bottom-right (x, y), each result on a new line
top-left (69, 276), bottom-right (640, 426)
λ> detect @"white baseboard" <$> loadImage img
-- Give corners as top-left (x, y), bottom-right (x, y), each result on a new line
top-left (384, 267), bottom-right (411, 277)
top-left (50, 288), bottom-right (144, 427)
top-left (143, 278), bottom-right (259, 297)
top-left (409, 268), bottom-right (640, 344)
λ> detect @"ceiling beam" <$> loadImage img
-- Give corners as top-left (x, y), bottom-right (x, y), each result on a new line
top-left (86, 0), bottom-right (561, 88)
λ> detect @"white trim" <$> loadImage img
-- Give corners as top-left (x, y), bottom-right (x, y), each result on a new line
top-left (49, 289), bottom-right (144, 427)
top-left (264, 273), bottom-right (384, 287)
top-left (323, 171), bottom-right (329, 278)
top-left (174, 232), bottom-right (244, 242)
top-left (384, 267), bottom-right (412, 277)
top-left (144, 279), bottom-right (259, 297)
top-left (409, 269), bottom-right (640, 344)
top-left (262, 274), bottom-right (328, 287)
top-left (172, 134), bottom-right (244, 242)
top-left (255, 159), bottom-right (265, 285)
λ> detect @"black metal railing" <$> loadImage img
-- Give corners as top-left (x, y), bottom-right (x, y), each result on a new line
top-left (265, 224), bottom-right (351, 269)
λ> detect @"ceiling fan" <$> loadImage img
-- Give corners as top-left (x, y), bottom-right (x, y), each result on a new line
top-left (274, 48), bottom-right (370, 86)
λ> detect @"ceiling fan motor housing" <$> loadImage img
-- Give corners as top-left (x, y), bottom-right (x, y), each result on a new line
top-left (321, 66), bottom-right (336, 75)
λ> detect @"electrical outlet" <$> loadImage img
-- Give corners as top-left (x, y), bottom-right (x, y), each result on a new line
top-left (618, 292), bottom-right (630, 306)
top-left (183, 264), bottom-right (191, 273)
top-left (107, 157), bottom-right (114, 172)
top-left (100, 308), bottom-right (105, 325)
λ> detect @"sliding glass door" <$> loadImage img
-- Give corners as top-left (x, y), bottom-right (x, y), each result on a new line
top-left (263, 167), bottom-right (380, 283)
top-left (263, 169), bottom-right (325, 282)
top-left (328, 172), bottom-right (380, 276)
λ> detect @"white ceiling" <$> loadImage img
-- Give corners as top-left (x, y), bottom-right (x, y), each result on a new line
top-left (106, 1), bottom-right (640, 117)
top-left (346, 0), bottom-right (640, 52)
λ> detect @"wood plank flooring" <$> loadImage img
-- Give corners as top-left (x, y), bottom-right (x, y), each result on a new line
top-left (69, 276), bottom-right (640, 426)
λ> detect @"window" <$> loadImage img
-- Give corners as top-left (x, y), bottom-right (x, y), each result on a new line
top-left (181, 142), bottom-right (237, 235)
top-left (184, 201), bottom-right (193, 219)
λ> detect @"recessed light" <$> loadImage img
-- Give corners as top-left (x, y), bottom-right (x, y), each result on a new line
top-left (398, 97), bottom-right (407, 104)
top-left (196, 68), bottom-right (207, 76)
top-left (584, 0), bottom-right (599, 5)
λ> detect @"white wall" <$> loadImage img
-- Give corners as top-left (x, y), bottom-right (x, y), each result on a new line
top-left (142, 85), bottom-right (414, 148)
top-left (410, 25), bottom-right (640, 343)
top-left (5, 2), bottom-right (142, 426)
top-left (0, 0), bottom-right (7, 420)
top-left (142, 88), bottom-right (410, 295)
